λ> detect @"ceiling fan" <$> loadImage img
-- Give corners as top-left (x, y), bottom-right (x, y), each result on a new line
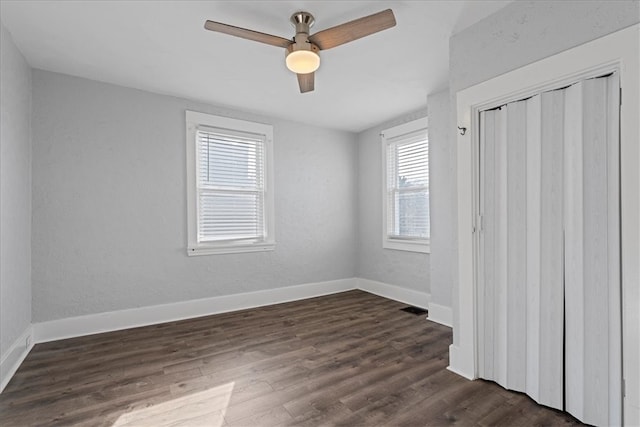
top-left (204, 9), bottom-right (396, 93)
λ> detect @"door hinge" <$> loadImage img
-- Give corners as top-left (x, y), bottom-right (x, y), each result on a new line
top-left (478, 215), bottom-right (484, 233)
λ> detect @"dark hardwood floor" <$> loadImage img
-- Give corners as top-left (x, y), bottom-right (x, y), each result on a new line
top-left (0, 290), bottom-right (583, 426)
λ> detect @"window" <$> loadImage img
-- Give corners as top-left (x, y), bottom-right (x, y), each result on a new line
top-left (186, 111), bottom-right (274, 255)
top-left (382, 117), bottom-right (429, 253)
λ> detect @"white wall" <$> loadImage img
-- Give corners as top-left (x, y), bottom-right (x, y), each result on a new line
top-left (0, 23), bottom-right (32, 379)
top-left (448, 0), bottom-right (640, 347)
top-left (31, 70), bottom-right (358, 322)
top-left (356, 109), bottom-right (430, 294)
top-left (427, 89), bottom-right (452, 312)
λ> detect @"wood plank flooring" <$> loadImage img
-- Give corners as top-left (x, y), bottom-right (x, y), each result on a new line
top-left (0, 290), bottom-right (583, 426)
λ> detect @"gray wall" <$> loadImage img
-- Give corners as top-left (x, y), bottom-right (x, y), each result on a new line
top-left (31, 70), bottom-right (358, 322)
top-left (450, 0), bottom-right (640, 92)
top-left (426, 89), bottom-right (452, 308)
top-left (356, 109), bottom-right (430, 293)
top-left (448, 0), bottom-right (640, 341)
top-left (0, 24), bottom-right (32, 356)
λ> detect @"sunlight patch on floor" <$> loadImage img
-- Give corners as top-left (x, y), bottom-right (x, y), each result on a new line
top-left (112, 382), bottom-right (235, 427)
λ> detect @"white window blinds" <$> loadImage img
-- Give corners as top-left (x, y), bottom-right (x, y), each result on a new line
top-left (385, 128), bottom-right (430, 241)
top-left (196, 127), bottom-right (266, 243)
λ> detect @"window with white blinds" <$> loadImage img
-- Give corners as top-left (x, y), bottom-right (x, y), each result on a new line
top-left (186, 111), bottom-right (274, 255)
top-left (382, 117), bottom-right (430, 253)
top-left (197, 128), bottom-right (265, 242)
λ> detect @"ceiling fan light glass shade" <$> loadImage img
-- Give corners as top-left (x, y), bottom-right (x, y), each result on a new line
top-left (286, 50), bottom-right (320, 74)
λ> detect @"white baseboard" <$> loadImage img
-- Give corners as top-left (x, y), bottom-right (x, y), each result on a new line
top-left (427, 302), bottom-right (452, 327)
top-left (447, 343), bottom-right (475, 380)
top-left (1, 326), bottom-right (34, 393)
top-left (34, 277), bottom-right (432, 344)
top-left (1, 277), bottom-right (431, 395)
top-left (446, 364), bottom-right (475, 380)
top-left (35, 278), bottom-right (357, 344)
top-left (356, 278), bottom-right (430, 309)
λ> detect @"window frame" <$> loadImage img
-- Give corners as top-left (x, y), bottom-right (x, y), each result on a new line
top-left (186, 111), bottom-right (275, 256)
top-left (381, 117), bottom-right (430, 254)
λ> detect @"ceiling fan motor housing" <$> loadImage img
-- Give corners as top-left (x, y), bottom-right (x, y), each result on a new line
top-left (289, 11), bottom-right (318, 53)
top-left (286, 41), bottom-right (319, 55)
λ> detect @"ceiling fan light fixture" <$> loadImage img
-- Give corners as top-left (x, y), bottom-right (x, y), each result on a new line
top-left (286, 49), bottom-right (320, 74)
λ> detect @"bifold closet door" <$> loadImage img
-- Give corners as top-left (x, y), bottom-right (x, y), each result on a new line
top-left (563, 74), bottom-right (621, 426)
top-left (478, 73), bottom-right (621, 426)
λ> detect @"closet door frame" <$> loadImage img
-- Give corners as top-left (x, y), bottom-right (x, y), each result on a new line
top-left (451, 24), bottom-right (639, 424)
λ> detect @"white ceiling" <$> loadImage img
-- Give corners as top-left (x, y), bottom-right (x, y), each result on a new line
top-left (0, 1), bottom-right (511, 132)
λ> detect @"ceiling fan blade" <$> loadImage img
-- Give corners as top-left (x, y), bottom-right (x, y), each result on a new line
top-left (308, 9), bottom-right (396, 50)
top-left (297, 72), bottom-right (315, 93)
top-left (204, 20), bottom-right (292, 48)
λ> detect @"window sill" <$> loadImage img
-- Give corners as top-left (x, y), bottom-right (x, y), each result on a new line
top-left (187, 242), bottom-right (275, 256)
top-left (383, 239), bottom-right (430, 254)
